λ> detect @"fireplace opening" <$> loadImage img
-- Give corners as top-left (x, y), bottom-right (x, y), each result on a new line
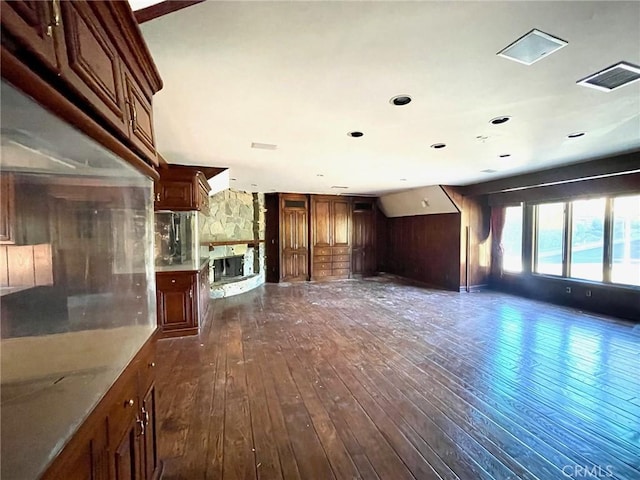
top-left (213, 256), bottom-right (244, 282)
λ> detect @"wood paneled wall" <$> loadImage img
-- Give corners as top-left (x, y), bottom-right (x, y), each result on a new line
top-left (383, 213), bottom-right (461, 291)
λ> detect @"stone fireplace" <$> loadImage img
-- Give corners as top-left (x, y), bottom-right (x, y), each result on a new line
top-left (200, 189), bottom-right (265, 297)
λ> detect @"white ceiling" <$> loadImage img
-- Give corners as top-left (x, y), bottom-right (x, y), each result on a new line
top-left (139, 1), bottom-right (640, 196)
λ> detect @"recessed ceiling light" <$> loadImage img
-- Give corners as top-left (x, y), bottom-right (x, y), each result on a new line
top-left (390, 95), bottom-right (412, 106)
top-left (497, 29), bottom-right (568, 65)
top-left (430, 143), bottom-right (446, 149)
top-left (567, 132), bottom-right (586, 139)
top-left (490, 116), bottom-right (511, 125)
top-left (499, 154), bottom-right (511, 158)
top-left (348, 131), bottom-right (364, 138)
top-left (577, 62), bottom-right (640, 92)
top-left (481, 169), bottom-right (498, 173)
top-left (251, 142), bottom-right (277, 150)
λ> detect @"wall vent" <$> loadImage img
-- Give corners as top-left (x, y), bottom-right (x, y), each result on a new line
top-left (497, 29), bottom-right (567, 65)
top-left (251, 142), bottom-right (277, 150)
top-left (577, 62), bottom-right (640, 92)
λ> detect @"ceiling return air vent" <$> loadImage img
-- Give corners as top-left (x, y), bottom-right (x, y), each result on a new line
top-left (497, 29), bottom-right (567, 65)
top-left (577, 62), bottom-right (640, 92)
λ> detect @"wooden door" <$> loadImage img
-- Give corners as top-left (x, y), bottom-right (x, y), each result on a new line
top-left (312, 198), bottom-right (332, 248)
top-left (332, 198), bottom-right (351, 248)
top-left (0, 174), bottom-right (15, 244)
top-left (57, 1), bottom-right (128, 136)
top-left (352, 207), bottom-right (375, 276)
top-left (114, 420), bottom-right (141, 480)
top-left (141, 386), bottom-right (158, 480)
top-left (124, 67), bottom-right (156, 165)
top-left (281, 208), bottom-right (308, 281)
top-left (0, 1), bottom-right (59, 72)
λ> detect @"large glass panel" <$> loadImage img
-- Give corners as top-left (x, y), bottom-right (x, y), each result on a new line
top-left (570, 198), bottom-right (605, 281)
top-left (1, 82), bottom-right (156, 478)
top-left (535, 203), bottom-right (565, 276)
top-left (502, 204), bottom-right (523, 272)
top-left (612, 195), bottom-right (640, 286)
top-left (155, 211), bottom-right (199, 270)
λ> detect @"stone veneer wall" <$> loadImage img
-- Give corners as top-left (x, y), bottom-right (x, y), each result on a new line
top-left (200, 189), bottom-right (266, 296)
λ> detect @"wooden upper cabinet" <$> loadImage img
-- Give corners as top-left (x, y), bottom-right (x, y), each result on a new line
top-left (57, 1), bottom-right (127, 136)
top-left (0, 1), bottom-right (59, 72)
top-left (124, 65), bottom-right (156, 163)
top-left (332, 199), bottom-right (350, 248)
top-left (312, 198), bottom-right (332, 248)
top-left (154, 167), bottom-right (211, 211)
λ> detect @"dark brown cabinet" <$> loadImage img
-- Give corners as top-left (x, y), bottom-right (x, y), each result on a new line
top-left (351, 198), bottom-right (376, 276)
top-left (154, 167), bottom-right (210, 211)
top-left (1, 0), bottom-right (162, 169)
top-left (311, 195), bottom-right (352, 280)
top-left (42, 337), bottom-right (160, 480)
top-left (0, 0), bottom-right (59, 72)
top-left (0, 173), bottom-right (15, 244)
top-left (156, 271), bottom-right (197, 335)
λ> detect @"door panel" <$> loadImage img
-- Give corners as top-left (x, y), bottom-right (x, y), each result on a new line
top-left (332, 200), bottom-right (350, 247)
top-left (313, 199), bottom-right (331, 247)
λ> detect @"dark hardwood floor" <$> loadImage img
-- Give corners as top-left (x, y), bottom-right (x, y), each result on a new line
top-left (155, 276), bottom-right (640, 480)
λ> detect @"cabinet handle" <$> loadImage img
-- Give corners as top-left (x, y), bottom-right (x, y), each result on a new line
top-left (142, 405), bottom-right (150, 426)
top-left (136, 414), bottom-right (145, 437)
top-left (171, 279), bottom-right (176, 283)
top-left (155, 193), bottom-right (161, 202)
top-left (148, 362), bottom-right (155, 368)
top-left (132, 103), bottom-right (138, 125)
top-left (189, 288), bottom-right (193, 299)
top-left (51, 0), bottom-right (61, 27)
top-left (125, 399), bottom-right (134, 408)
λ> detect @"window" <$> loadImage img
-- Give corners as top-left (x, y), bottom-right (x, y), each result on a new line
top-left (535, 203), bottom-right (564, 276)
top-left (570, 198), bottom-right (605, 281)
top-left (611, 195), bottom-right (640, 286)
top-left (502, 204), bottom-right (523, 272)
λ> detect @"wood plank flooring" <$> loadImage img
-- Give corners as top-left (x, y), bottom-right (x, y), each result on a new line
top-left (155, 277), bottom-right (640, 480)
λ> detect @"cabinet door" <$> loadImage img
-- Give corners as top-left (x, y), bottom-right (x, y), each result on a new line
top-left (114, 419), bottom-right (141, 480)
top-left (156, 274), bottom-right (196, 331)
top-left (141, 386), bottom-right (158, 480)
top-left (312, 198), bottom-right (332, 248)
top-left (157, 180), bottom-right (194, 210)
top-left (0, 174), bottom-right (15, 244)
top-left (332, 199), bottom-right (351, 248)
top-left (124, 67), bottom-right (157, 166)
top-left (0, 1), bottom-right (59, 72)
top-left (352, 209), bottom-right (374, 275)
top-left (57, 1), bottom-right (127, 136)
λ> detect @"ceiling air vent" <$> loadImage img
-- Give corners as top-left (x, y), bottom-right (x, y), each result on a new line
top-left (577, 62), bottom-right (640, 92)
top-left (497, 29), bottom-right (567, 65)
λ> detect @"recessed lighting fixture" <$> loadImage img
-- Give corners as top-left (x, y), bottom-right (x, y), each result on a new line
top-left (348, 131), bottom-right (364, 138)
top-left (497, 29), bottom-right (568, 66)
top-left (481, 169), bottom-right (498, 173)
top-left (390, 95), bottom-right (412, 106)
top-left (331, 186), bottom-right (349, 189)
top-left (430, 143), bottom-right (446, 149)
top-left (251, 142), bottom-right (277, 150)
top-left (499, 154), bottom-right (511, 158)
top-left (567, 132), bottom-right (586, 139)
top-left (577, 62), bottom-right (640, 92)
top-left (490, 116), bottom-right (511, 125)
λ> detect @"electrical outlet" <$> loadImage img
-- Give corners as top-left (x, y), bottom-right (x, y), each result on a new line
top-left (565, 286), bottom-right (572, 294)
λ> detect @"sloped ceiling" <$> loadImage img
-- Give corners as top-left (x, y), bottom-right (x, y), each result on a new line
top-left (139, 1), bottom-right (640, 196)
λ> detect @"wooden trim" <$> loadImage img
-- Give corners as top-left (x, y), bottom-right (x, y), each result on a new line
top-left (488, 172), bottom-right (640, 206)
top-left (134, 1), bottom-right (205, 24)
top-left (1, 47), bottom-right (159, 182)
top-left (461, 152), bottom-right (640, 196)
top-left (203, 240), bottom-right (264, 247)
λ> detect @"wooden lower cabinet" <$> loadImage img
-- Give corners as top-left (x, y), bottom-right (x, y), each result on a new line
top-left (42, 335), bottom-right (161, 480)
top-left (156, 261), bottom-right (209, 337)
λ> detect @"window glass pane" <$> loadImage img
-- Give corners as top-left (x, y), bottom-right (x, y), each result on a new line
top-left (612, 195), bottom-right (640, 286)
top-left (502, 205), bottom-right (523, 272)
top-left (570, 198), bottom-right (605, 281)
top-left (535, 203), bottom-right (564, 276)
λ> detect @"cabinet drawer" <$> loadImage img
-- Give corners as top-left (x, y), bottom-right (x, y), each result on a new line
top-left (332, 261), bottom-right (350, 269)
top-left (106, 371), bottom-right (139, 447)
top-left (314, 269), bottom-right (333, 278)
top-left (332, 254), bottom-right (350, 262)
top-left (314, 255), bottom-right (332, 263)
top-left (157, 273), bottom-right (194, 290)
top-left (315, 247), bottom-right (332, 256)
top-left (332, 247), bottom-right (350, 255)
top-left (314, 262), bottom-right (332, 270)
top-left (332, 269), bottom-right (350, 277)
